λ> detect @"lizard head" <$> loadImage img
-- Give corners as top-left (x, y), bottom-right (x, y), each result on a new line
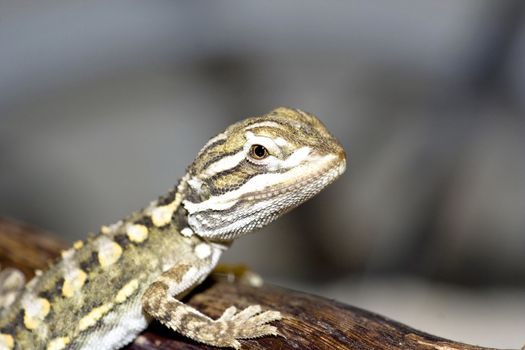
top-left (182, 107), bottom-right (346, 241)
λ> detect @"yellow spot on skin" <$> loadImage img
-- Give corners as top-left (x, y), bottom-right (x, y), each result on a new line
top-left (78, 303), bottom-right (113, 331)
top-left (0, 334), bottom-right (14, 350)
top-left (98, 239), bottom-right (123, 268)
top-left (62, 269), bottom-right (87, 298)
top-left (73, 240), bottom-right (84, 250)
top-left (100, 221), bottom-right (123, 235)
top-left (23, 297), bottom-right (50, 330)
top-left (115, 279), bottom-right (139, 303)
top-left (46, 337), bottom-right (70, 350)
top-left (126, 224), bottom-right (149, 243)
top-left (151, 203), bottom-right (176, 227)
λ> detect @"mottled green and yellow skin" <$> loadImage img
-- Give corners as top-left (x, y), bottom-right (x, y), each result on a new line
top-left (0, 204), bottom-right (201, 349)
top-left (0, 107), bottom-right (346, 350)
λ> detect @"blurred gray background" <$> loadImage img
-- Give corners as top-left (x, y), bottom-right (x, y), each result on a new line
top-left (1, 1), bottom-right (524, 347)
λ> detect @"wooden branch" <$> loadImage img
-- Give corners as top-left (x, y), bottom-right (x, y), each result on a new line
top-left (0, 218), bottom-right (508, 350)
top-left (0, 218), bottom-right (65, 279)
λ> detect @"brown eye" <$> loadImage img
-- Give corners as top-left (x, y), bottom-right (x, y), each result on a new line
top-left (249, 144), bottom-right (269, 160)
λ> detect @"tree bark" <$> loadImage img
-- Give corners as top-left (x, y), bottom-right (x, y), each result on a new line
top-left (0, 218), bottom-right (509, 350)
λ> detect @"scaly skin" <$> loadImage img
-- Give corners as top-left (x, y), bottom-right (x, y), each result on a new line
top-left (0, 107), bottom-right (346, 350)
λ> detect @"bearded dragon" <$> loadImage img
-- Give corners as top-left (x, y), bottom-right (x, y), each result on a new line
top-left (0, 107), bottom-right (346, 350)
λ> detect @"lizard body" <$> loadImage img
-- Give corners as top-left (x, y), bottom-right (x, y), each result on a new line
top-left (0, 107), bottom-right (346, 350)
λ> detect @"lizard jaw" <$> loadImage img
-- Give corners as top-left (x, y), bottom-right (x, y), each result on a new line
top-left (184, 151), bottom-right (346, 241)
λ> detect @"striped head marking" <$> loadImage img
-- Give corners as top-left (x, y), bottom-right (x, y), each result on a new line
top-left (182, 107), bottom-right (346, 241)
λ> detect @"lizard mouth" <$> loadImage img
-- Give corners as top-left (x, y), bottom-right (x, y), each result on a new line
top-left (240, 152), bottom-right (346, 203)
top-left (185, 148), bottom-right (346, 241)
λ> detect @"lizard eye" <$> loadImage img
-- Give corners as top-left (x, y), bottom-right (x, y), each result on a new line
top-left (249, 144), bottom-right (269, 160)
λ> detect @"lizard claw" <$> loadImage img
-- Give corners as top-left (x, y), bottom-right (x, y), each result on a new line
top-left (224, 305), bottom-right (282, 340)
top-left (204, 305), bottom-right (282, 348)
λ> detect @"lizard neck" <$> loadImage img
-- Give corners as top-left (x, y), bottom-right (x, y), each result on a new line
top-left (140, 175), bottom-right (234, 245)
top-left (144, 174), bottom-right (191, 232)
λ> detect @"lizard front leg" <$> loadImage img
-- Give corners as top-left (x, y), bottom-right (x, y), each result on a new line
top-left (142, 259), bottom-right (282, 349)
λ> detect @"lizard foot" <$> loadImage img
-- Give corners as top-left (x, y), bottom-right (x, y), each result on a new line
top-left (198, 305), bottom-right (282, 349)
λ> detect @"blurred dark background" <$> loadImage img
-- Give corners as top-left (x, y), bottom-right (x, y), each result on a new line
top-left (1, 1), bottom-right (524, 347)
